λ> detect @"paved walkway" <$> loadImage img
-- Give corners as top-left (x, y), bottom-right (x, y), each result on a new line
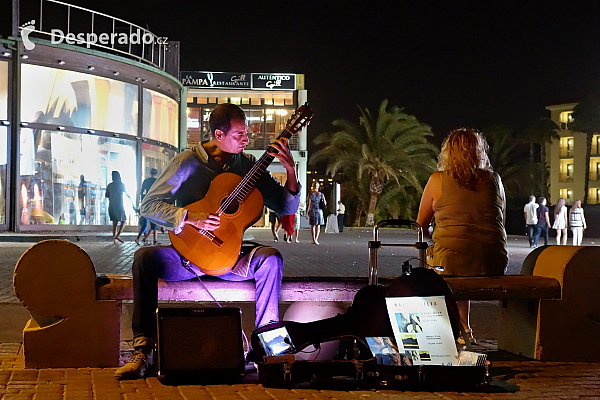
top-left (2, 228), bottom-right (600, 398)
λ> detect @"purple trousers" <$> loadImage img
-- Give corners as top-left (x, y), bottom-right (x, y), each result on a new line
top-left (131, 244), bottom-right (283, 349)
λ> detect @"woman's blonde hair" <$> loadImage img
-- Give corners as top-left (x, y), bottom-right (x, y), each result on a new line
top-left (555, 198), bottom-right (565, 217)
top-left (438, 128), bottom-right (493, 190)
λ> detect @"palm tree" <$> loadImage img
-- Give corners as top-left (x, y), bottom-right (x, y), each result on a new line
top-left (310, 99), bottom-right (437, 226)
top-left (482, 125), bottom-right (530, 199)
top-left (522, 117), bottom-right (559, 199)
top-left (570, 95), bottom-right (600, 205)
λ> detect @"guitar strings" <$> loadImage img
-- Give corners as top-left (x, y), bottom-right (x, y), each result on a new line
top-left (218, 108), bottom-right (310, 212)
top-left (192, 128), bottom-right (293, 243)
top-left (218, 127), bottom-right (295, 213)
top-left (193, 110), bottom-right (309, 242)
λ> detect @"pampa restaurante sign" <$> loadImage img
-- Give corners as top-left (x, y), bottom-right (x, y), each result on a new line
top-left (181, 71), bottom-right (296, 90)
top-left (180, 72), bottom-right (251, 88)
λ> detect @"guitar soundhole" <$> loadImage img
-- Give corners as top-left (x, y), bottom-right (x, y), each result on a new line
top-left (221, 197), bottom-right (239, 215)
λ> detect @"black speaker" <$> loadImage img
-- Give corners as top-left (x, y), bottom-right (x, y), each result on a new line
top-left (157, 307), bottom-right (245, 382)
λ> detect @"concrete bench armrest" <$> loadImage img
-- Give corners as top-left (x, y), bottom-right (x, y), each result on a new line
top-left (444, 276), bottom-right (561, 301)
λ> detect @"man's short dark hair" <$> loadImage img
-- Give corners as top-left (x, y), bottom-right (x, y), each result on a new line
top-left (209, 104), bottom-right (246, 137)
top-left (150, 168), bottom-right (158, 176)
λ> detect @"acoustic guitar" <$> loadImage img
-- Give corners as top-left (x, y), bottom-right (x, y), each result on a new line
top-left (169, 103), bottom-right (314, 275)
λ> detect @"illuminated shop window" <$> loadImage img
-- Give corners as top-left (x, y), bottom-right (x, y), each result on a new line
top-left (21, 64), bottom-right (139, 135)
top-left (0, 61), bottom-right (7, 121)
top-left (186, 108), bottom-right (201, 148)
top-left (141, 144), bottom-right (176, 182)
top-left (142, 88), bottom-right (179, 147)
top-left (0, 62), bottom-right (7, 225)
top-left (19, 129), bottom-right (137, 227)
top-left (0, 127), bottom-right (6, 225)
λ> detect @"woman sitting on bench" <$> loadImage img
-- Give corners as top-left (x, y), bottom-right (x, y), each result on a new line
top-left (416, 128), bottom-right (508, 345)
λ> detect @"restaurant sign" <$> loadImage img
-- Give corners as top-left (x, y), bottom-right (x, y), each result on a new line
top-left (251, 73), bottom-right (296, 90)
top-left (181, 71), bottom-right (296, 90)
top-left (180, 71), bottom-right (251, 88)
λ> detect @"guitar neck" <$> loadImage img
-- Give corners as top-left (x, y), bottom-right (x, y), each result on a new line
top-left (227, 128), bottom-right (294, 205)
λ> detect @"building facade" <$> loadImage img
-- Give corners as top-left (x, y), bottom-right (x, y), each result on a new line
top-left (546, 102), bottom-right (600, 205)
top-left (1, 2), bottom-right (183, 232)
top-left (181, 71), bottom-right (309, 226)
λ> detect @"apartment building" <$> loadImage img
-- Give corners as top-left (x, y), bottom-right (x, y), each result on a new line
top-left (546, 103), bottom-right (600, 205)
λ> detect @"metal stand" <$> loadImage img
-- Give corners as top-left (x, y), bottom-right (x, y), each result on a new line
top-left (367, 219), bottom-right (428, 285)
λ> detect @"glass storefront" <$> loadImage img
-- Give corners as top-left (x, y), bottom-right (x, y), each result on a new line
top-left (143, 88), bottom-right (179, 147)
top-left (0, 61), bottom-right (7, 120)
top-left (19, 129), bottom-right (138, 226)
top-left (186, 104), bottom-right (298, 151)
top-left (0, 60), bottom-right (7, 226)
top-left (0, 36), bottom-right (182, 232)
top-left (141, 143), bottom-right (177, 180)
top-left (21, 64), bottom-right (139, 135)
top-left (11, 63), bottom-right (181, 230)
top-left (0, 127), bottom-right (6, 225)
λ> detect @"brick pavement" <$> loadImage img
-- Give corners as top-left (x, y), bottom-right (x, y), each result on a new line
top-left (2, 341), bottom-right (600, 399)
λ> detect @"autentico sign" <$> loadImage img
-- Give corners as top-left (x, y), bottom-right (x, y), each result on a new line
top-left (251, 73), bottom-right (296, 90)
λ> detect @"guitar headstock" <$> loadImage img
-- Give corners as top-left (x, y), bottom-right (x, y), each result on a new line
top-left (283, 102), bottom-right (314, 137)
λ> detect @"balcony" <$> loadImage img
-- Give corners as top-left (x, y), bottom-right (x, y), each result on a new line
top-left (559, 173), bottom-right (574, 183)
top-left (559, 148), bottom-right (574, 158)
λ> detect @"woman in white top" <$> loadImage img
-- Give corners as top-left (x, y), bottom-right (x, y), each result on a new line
top-left (552, 198), bottom-right (568, 245)
top-left (569, 200), bottom-right (587, 246)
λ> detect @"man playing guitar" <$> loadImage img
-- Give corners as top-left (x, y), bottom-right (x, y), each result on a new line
top-left (115, 103), bottom-right (301, 380)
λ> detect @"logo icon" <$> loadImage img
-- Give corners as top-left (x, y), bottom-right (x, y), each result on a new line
top-left (19, 20), bottom-right (36, 51)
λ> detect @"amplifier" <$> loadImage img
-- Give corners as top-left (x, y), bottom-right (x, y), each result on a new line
top-left (156, 306), bottom-right (245, 382)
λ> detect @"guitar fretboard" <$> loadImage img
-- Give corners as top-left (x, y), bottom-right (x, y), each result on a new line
top-left (219, 127), bottom-right (295, 212)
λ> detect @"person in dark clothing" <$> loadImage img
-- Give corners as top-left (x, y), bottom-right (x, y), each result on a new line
top-left (106, 171), bottom-right (133, 244)
top-left (135, 168), bottom-right (159, 245)
top-left (533, 197), bottom-right (551, 247)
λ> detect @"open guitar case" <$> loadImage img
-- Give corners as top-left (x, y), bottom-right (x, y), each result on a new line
top-left (251, 219), bottom-right (491, 391)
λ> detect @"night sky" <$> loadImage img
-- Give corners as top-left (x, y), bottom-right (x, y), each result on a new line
top-left (14, 0), bottom-right (600, 148)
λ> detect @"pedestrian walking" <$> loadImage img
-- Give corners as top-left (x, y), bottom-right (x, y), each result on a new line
top-left (306, 182), bottom-right (325, 245)
top-left (570, 199), bottom-right (587, 246)
top-left (552, 198), bottom-right (568, 245)
top-left (106, 171), bottom-right (133, 244)
top-left (135, 168), bottom-right (159, 246)
top-left (269, 209), bottom-right (282, 242)
top-left (291, 202), bottom-right (304, 242)
top-left (524, 195), bottom-right (538, 248)
top-left (533, 197), bottom-right (550, 247)
top-left (337, 200), bottom-right (346, 232)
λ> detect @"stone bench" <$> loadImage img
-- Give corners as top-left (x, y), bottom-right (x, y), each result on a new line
top-left (95, 273), bottom-right (561, 303)
top-left (13, 240), bottom-right (599, 368)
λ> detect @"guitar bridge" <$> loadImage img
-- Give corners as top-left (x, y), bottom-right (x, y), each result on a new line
top-left (199, 229), bottom-right (224, 248)
top-left (210, 235), bottom-right (224, 247)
